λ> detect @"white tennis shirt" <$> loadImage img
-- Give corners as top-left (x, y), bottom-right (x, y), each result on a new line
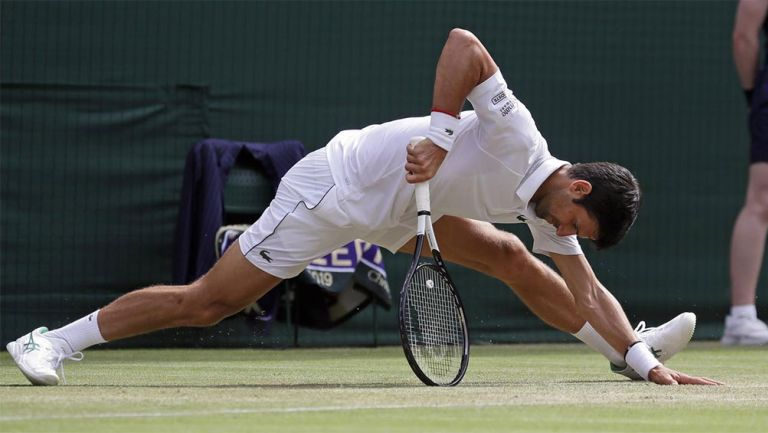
top-left (324, 70), bottom-right (582, 256)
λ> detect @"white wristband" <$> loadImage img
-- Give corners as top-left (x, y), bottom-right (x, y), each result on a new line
top-left (625, 342), bottom-right (662, 381)
top-left (425, 111), bottom-right (459, 152)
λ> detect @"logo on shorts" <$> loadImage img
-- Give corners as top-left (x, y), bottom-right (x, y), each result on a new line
top-left (516, 215), bottom-right (528, 223)
top-left (444, 128), bottom-right (454, 136)
top-left (260, 250), bottom-right (273, 263)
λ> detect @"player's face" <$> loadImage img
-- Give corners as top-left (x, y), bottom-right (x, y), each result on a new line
top-left (535, 188), bottom-right (599, 240)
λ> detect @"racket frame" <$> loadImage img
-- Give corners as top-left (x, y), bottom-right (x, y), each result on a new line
top-left (398, 181), bottom-right (470, 386)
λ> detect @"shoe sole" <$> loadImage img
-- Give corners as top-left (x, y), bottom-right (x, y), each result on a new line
top-left (676, 313), bottom-right (696, 359)
top-left (5, 341), bottom-right (59, 386)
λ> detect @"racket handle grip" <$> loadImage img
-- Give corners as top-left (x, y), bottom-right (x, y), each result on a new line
top-left (415, 182), bottom-right (431, 213)
top-left (409, 136), bottom-right (431, 212)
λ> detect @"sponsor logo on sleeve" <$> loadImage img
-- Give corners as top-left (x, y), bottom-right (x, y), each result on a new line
top-left (499, 100), bottom-right (517, 117)
top-left (491, 91), bottom-right (507, 105)
top-left (491, 90), bottom-right (518, 117)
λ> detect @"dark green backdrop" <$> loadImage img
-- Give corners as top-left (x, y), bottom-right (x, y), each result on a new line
top-left (1, 1), bottom-right (762, 347)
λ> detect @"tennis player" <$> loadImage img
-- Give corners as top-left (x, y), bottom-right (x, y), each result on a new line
top-left (8, 29), bottom-right (720, 386)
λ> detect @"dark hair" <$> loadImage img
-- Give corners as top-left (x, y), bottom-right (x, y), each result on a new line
top-left (567, 162), bottom-right (641, 249)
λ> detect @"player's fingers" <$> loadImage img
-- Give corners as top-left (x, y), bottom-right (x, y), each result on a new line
top-left (677, 374), bottom-right (723, 386)
top-left (698, 377), bottom-right (723, 385)
top-left (708, 377), bottom-right (725, 385)
top-left (405, 171), bottom-right (424, 184)
top-left (674, 372), bottom-right (715, 385)
top-left (656, 376), bottom-right (678, 385)
top-left (404, 162), bottom-right (422, 174)
top-left (406, 142), bottom-right (424, 156)
top-left (405, 166), bottom-right (438, 183)
top-left (648, 368), bottom-right (679, 385)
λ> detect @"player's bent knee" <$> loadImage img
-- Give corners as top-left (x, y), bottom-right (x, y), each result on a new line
top-left (495, 237), bottom-right (534, 285)
top-left (188, 306), bottom-right (230, 327)
top-left (175, 282), bottom-right (234, 327)
top-left (180, 299), bottom-right (232, 327)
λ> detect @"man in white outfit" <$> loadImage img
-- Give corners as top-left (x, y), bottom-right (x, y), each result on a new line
top-left (8, 29), bottom-right (720, 386)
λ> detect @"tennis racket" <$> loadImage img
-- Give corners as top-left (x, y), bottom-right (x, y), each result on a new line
top-left (399, 137), bottom-right (470, 386)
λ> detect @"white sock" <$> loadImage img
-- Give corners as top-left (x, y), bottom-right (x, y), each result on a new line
top-left (730, 304), bottom-right (757, 319)
top-left (573, 321), bottom-right (625, 366)
top-left (46, 310), bottom-right (107, 353)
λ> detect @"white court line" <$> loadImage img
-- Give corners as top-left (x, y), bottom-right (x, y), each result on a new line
top-left (0, 402), bottom-right (703, 426)
top-left (0, 402), bottom-right (498, 421)
top-left (4, 397), bottom-right (750, 423)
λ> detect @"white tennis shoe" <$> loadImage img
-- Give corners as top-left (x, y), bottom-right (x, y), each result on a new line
top-left (6, 327), bottom-right (83, 386)
top-left (720, 315), bottom-right (768, 346)
top-left (611, 312), bottom-right (696, 380)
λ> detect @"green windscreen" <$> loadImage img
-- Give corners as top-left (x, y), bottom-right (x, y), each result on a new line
top-left (1, 1), bottom-right (760, 347)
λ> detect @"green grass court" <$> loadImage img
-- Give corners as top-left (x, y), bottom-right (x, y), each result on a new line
top-left (1, 342), bottom-right (766, 433)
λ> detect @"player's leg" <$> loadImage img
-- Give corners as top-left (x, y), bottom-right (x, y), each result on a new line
top-left (399, 217), bottom-right (622, 364)
top-left (98, 240), bottom-right (282, 340)
top-left (400, 216), bottom-right (696, 379)
top-left (401, 216), bottom-right (584, 332)
top-left (459, 219), bottom-right (580, 332)
top-left (5, 242), bottom-right (282, 386)
top-left (7, 147), bottom-right (349, 385)
top-left (429, 218), bottom-right (628, 366)
top-left (724, 162), bottom-right (768, 345)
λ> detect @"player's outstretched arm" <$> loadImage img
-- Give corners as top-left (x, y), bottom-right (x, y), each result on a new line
top-left (552, 253), bottom-right (723, 385)
top-left (405, 28), bottom-right (498, 184)
top-left (648, 365), bottom-right (723, 386)
top-left (550, 253), bottom-right (639, 360)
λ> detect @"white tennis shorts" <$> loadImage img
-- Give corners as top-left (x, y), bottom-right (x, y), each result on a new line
top-left (239, 148), bottom-right (369, 279)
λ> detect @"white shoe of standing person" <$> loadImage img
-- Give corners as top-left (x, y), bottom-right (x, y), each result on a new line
top-left (721, 315), bottom-right (768, 346)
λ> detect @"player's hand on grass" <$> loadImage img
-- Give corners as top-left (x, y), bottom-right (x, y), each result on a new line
top-left (405, 138), bottom-right (447, 183)
top-left (648, 365), bottom-right (724, 385)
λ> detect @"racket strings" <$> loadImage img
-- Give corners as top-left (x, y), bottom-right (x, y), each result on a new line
top-left (404, 265), bottom-right (465, 383)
